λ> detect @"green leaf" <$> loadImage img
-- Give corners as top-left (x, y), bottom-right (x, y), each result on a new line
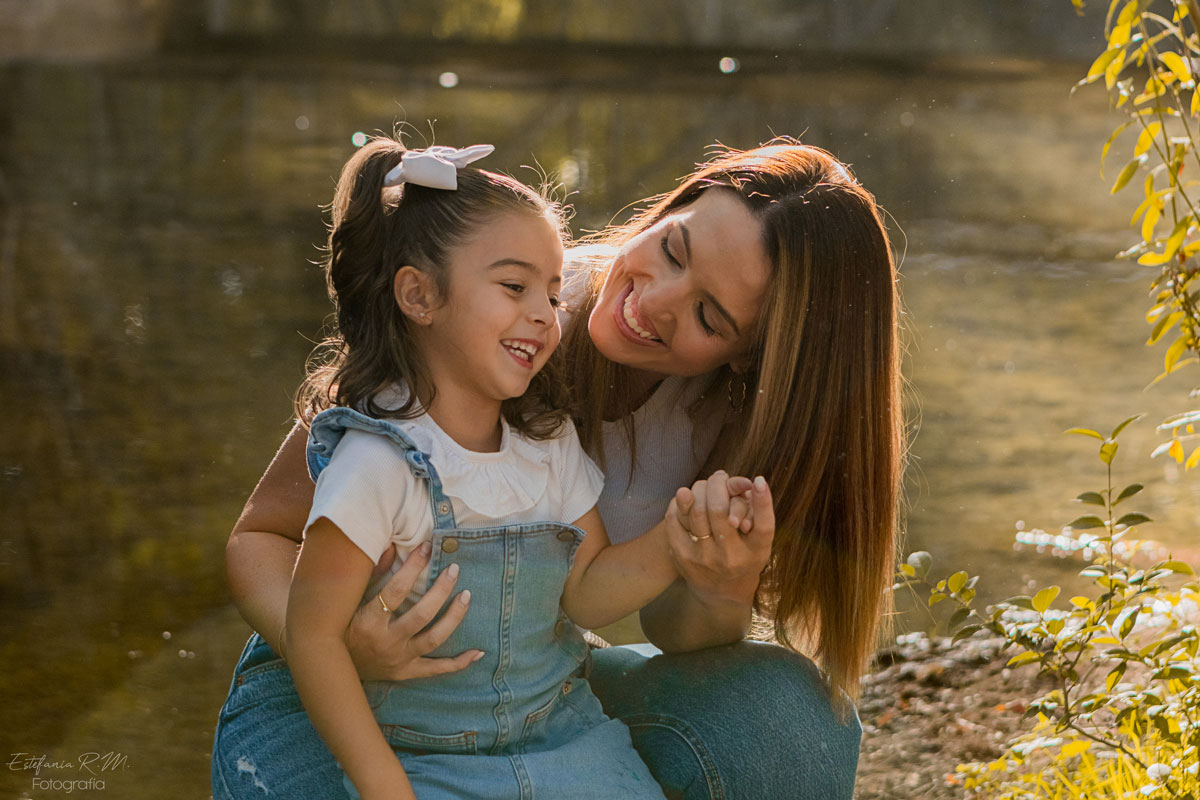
top-left (1160, 560), bottom-right (1196, 575)
top-left (1033, 586), bottom-right (1060, 614)
top-left (1111, 155), bottom-right (1145, 194)
top-left (1115, 483), bottom-right (1144, 503)
top-left (1069, 515), bottom-right (1108, 530)
top-left (1065, 427), bottom-right (1106, 440)
top-left (1110, 414), bottom-right (1143, 439)
top-left (1116, 512), bottom-right (1152, 527)
top-left (949, 607), bottom-right (971, 631)
top-left (1076, 491), bottom-right (1106, 506)
top-left (952, 624), bottom-right (984, 644)
top-left (1152, 664), bottom-right (1193, 680)
top-left (948, 570), bottom-right (968, 594)
top-left (1100, 440), bottom-right (1119, 465)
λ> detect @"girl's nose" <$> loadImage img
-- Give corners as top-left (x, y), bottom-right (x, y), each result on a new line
top-left (527, 294), bottom-right (555, 325)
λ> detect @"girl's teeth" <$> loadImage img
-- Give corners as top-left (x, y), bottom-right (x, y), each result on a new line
top-left (623, 291), bottom-right (657, 339)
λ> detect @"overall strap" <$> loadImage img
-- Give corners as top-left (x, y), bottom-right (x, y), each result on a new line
top-left (306, 406), bottom-right (459, 529)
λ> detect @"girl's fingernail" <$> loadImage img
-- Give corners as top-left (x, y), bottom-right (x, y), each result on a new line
top-left (419, 541), bottom-right (433, 556)
top-left (448, 563), bottom-right (460, 578)
top-left (459, 589), bottom-right (471, 605)
top-left (471, 650), bottom-right (485, 662)
top-left (754, 476), bottom-right (767, 491)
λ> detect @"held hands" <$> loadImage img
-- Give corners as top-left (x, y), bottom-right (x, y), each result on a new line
top-left (344, 541), bottom-right (482, 681)
top-left (663, 471), bottom-right (775, 607)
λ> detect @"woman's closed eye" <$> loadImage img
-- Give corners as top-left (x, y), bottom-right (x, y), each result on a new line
top-left (659, 235), bottom-right (681, 268)
top-left (697, 302), bottom-right (716, 336)
top-left (501, 282), bottom-right (525, 295)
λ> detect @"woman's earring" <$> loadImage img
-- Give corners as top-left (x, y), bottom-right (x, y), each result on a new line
top-left (728, 374), bottom-right (747, 413)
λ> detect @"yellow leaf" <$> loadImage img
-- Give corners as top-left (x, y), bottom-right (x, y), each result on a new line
top-left (1193, 88), bottom-right (1200, 116)
top-left (1161, 51), bottom-right (1192, 84)
top-left (1170, 438), bottom-right (1185, 462)
top-left (1116, 0), bottom-right (1138, 25)
top-left (1166, 334), bottom-right (1189, 372)
top-left (1112, 156), bottom-right (1145, 194)
top-left (1107, 50), bottom-right (1128, 90)
top-left (1186, 444), bottom-right (1200, 469)
top-left (1136, 122), bottom-right (1163, 156)
top-left (1142, 202), bottom-right (1161, 240)
top-left (1089, 47), bottom-right (1124, 78)
top-left (1111, 21), bottom-right (1132, 47)
top-left (1061, 740), bottom-right (1091, 758)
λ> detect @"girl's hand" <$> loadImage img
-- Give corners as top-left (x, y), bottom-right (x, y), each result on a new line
top-left (663, 471), bottom-right (775, 607)
top-left (344, 541), bottom-right (483, 681)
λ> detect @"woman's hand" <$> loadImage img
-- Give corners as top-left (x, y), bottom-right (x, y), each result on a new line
top-left (344, 541), bottom-right (483, 681)
top-left (663, 471), bottom-right (775, 608)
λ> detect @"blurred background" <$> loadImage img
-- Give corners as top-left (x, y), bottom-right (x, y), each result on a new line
top-left (4, 0), bottom-right (1200, 796)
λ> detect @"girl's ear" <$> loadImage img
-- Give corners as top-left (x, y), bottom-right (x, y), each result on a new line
top-left (393, 266), bottom-right (437, 324)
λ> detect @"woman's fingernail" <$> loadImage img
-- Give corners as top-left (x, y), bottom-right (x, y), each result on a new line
top-left (754, 476), bottom-right (767, 491)
top-left (459, 589), bottom-right (471, 605)
top-left (448, 563), bottom-right (460, 578)
top-left (471, 650), bottom-right (485, 662)
top-left (419, 541), bottom-right (432, 556)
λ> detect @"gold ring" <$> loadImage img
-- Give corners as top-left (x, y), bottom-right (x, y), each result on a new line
top-left (378, 593), bottom-right (392, 615)
top-left (689, 533), bottom-right (713, 543)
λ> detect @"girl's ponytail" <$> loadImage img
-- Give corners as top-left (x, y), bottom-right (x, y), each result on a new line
top-left (296, 133), bottom-right (570, 437)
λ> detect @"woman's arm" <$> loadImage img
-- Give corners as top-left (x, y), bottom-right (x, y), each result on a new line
top-left (226, 422), bottom-right (312, 653)
top-left (226, 421), bottom-right (479, 678)
top-left (639, 473), bottom-right (774, 652)
top-left (286, 520), bottom-right (415, 800)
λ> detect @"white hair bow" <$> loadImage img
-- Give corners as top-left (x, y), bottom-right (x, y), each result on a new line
top-left (382, 144), bottom-right (495, 190)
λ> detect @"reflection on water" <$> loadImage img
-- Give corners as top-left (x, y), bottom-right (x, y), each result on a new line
top-left (3, 49), bottom-right (1199, 796)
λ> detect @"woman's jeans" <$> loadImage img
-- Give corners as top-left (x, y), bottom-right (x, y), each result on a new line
top-left (211, 635), bottom-right (861, 800)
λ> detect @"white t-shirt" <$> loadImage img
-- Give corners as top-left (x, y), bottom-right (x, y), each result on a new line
top-left (305, 412), bottom-right (604, 593)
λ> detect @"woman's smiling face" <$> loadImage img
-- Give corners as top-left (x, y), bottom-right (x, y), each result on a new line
top-left (588, 188), bottom-right (771, 378)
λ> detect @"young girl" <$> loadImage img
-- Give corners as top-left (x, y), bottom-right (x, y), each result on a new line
top-left (285, 137), bottom-right (755, 800)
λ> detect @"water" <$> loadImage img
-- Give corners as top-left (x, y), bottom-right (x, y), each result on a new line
top-left (3, 50), bottom-right (1199, 797)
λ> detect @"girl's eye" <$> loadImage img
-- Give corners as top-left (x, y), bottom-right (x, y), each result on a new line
top-left (697, 302), bottom-right (717, 336)
top-left (501, 282), bottom-right (525, 294)
top-left (660, 235), bottom-right (681, 268)
top-left (549, 296), bottom-right (562, 309)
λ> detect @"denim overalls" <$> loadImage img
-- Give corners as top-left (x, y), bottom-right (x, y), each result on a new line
top-left (306, 408), bottom-right (666, 800)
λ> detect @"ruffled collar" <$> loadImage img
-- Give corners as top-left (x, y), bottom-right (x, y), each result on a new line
top-left (372, 386), bottom-right (552, 519)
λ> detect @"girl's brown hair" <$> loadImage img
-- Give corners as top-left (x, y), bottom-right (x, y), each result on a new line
top-left (562, 139), bottom-right (904, 708)
top-left (297, 135), bottom-right (570, 437)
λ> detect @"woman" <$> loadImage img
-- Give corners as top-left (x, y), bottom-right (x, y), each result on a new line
top-left (213, 138), bottom-right (903, 800)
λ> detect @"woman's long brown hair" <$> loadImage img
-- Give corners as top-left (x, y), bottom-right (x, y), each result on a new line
top-left (561, 139), bottom-right (904, 709)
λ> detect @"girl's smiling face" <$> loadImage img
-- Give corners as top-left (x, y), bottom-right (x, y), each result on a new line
top-left (588, 189), bottom-right (771, 379)
top-left (419, 209), bottom-right (565, 408)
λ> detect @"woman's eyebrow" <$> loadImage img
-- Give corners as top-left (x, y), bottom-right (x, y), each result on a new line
top-left (680, 223), bottom-right (741, 336)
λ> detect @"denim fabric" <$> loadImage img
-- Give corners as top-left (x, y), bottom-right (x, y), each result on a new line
top-left (211, 636), bottom-right (861, 800)
top-left (211, 408), bottom-right (859, 799)
top-left (227, 407), bottom-right (663, 799)
top-left (587, 642), bottom-right (861, 800)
